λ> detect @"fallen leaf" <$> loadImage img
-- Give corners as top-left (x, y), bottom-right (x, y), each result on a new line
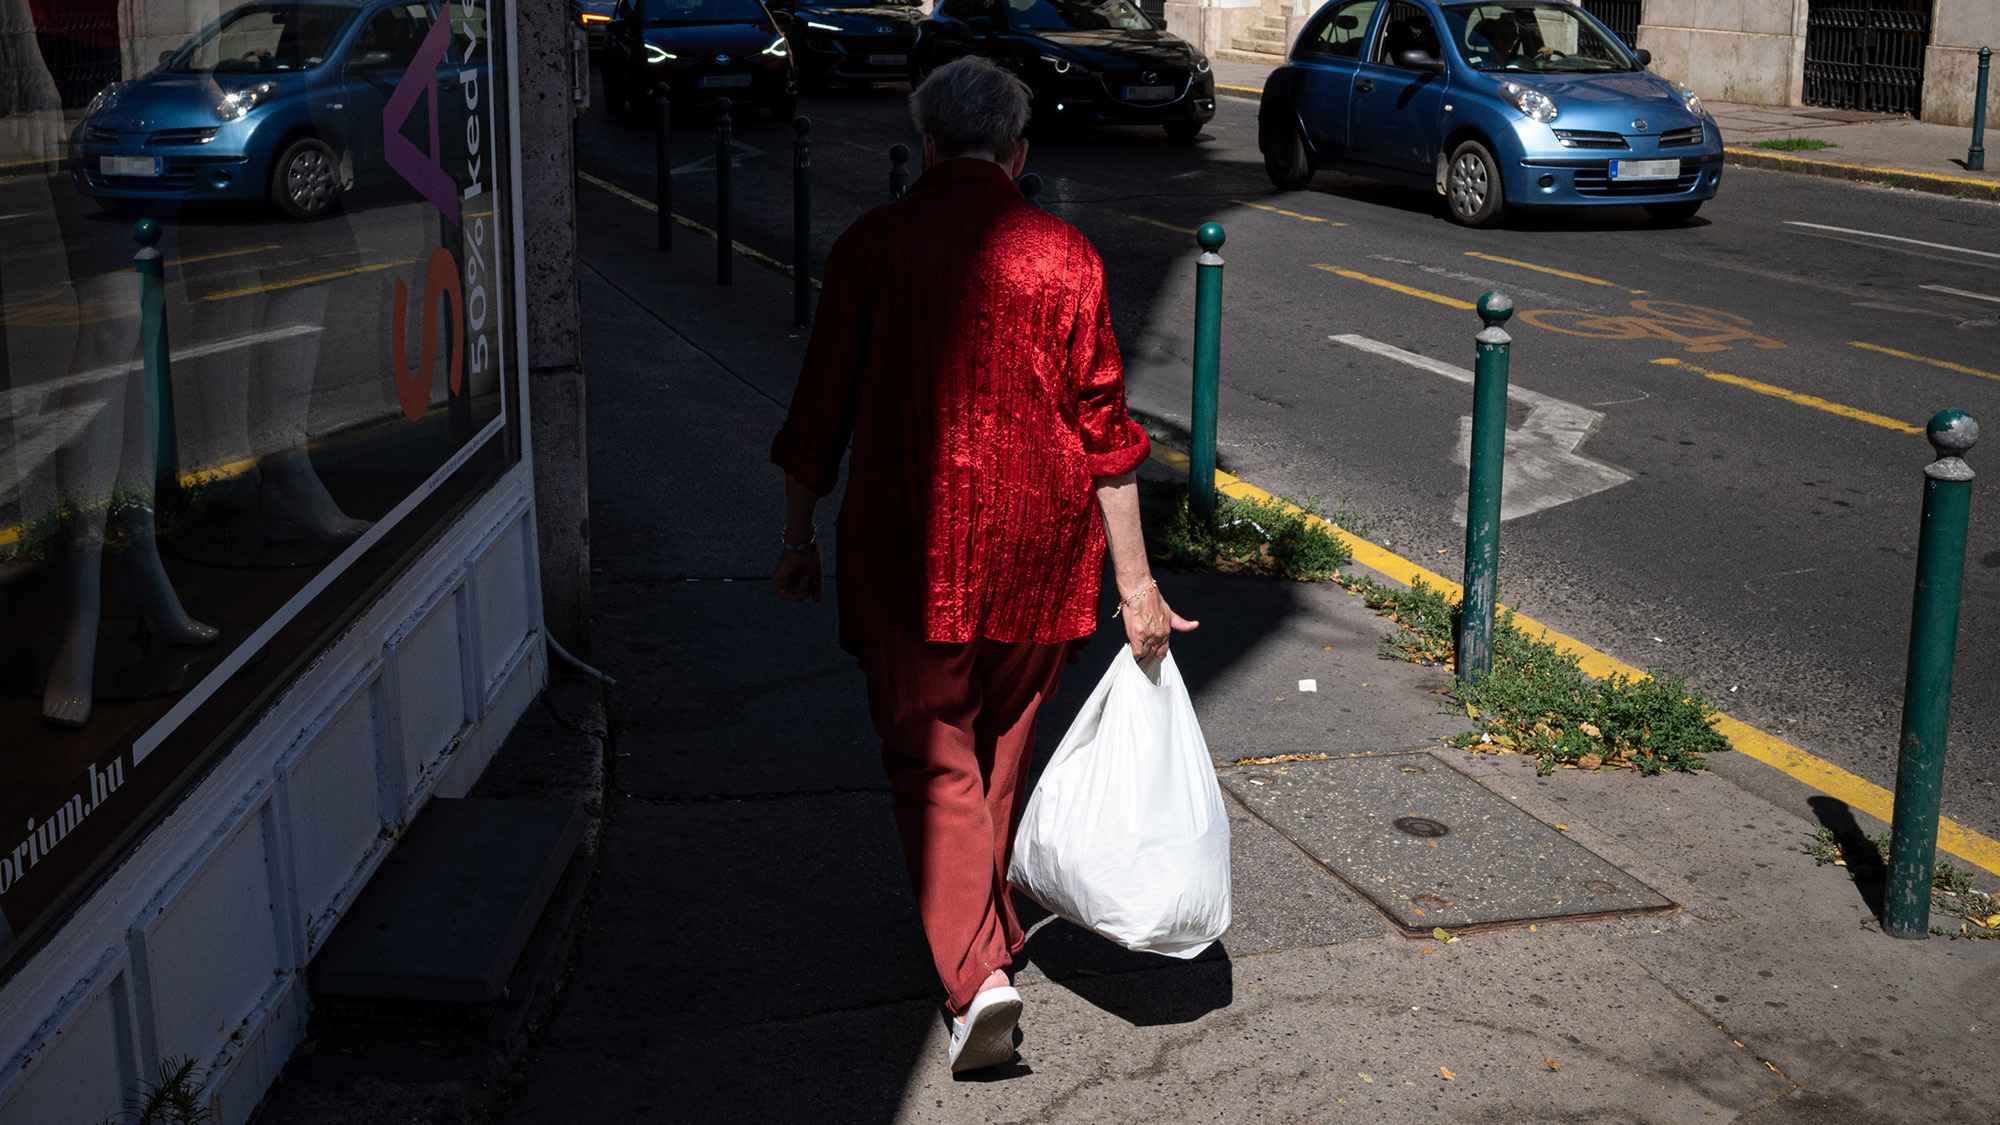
top-left (1578, 753), bottom-right (1603, 770)
top-left (1987, 914), bottom-right (2000, 928)
top-left (1359, 1073), bottom-right (1374, 1084)
top-left (1546, 1058), bottom-right (1560, 1072)
top-left (1420, 946), bottom-right (1437, 956)
top-left (1432, 926), bottom-right (1459, 944)
top-left (1465, 703), bottom-right (1480, 719)
top-left (1439, 1067), bottom-right (1456, 1080)
top-left (1529, 924), bottom-right (1538, 932)
top-left (1579, 722), bottom-right (1601, 738)
top-left (1554, 823), bottom-right (1569, 832)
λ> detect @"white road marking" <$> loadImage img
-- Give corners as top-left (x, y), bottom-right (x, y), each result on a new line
top-left (1784, 221), bottom-right (2000, 261)
top-left (671, 140), bottom-right (765, 176)
top-left (1921, 284), bottom-right (2000, 305)
top-left (1330, 333), bottom-right (1632, 522)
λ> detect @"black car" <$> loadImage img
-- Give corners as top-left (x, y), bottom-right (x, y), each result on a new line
top-left (601, 0), bottom-right (800, 118)
top-left (771, 0), bottom-right (921, 87)
top-left (910, 0), bottom-right (1214, 138)
top-left (573, 0), bottom-right (616, 48)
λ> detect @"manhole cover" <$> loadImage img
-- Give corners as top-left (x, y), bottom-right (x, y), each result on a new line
top-left (1393, 816), bottom-right (1450, 838)
top-left (1219, 752), bottom-right (1673, 934)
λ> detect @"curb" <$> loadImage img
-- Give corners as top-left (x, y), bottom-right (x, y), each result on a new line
top-left (1723, 146), bottom-right (2000, 202)
top-left (1146, 444), bottom-right (2000, 880)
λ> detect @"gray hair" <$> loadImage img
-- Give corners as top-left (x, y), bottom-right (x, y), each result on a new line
top-left (909, 57), bottom-right (1032, 160)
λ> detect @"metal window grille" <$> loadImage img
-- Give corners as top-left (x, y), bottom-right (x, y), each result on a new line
top-left (1803, 0), bottom-right (1933, 117)
top-left (32, 3), bottom-right (122, 109)
top-left (1579, 0), bottom-right (1642, 50)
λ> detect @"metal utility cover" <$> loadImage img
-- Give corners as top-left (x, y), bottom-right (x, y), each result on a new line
top-left (1220, 752), bottom-right (1672, 934)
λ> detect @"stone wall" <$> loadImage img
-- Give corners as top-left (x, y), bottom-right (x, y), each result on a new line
top-left (1922, 5), bottom-right (2000, 127)
top-left (1636, 0), bottom-right (1807, 107)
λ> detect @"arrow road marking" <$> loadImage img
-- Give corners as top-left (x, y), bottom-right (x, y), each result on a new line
top-left (671, 140), bottom-right (765, 176)
top-left (1330, 333), bottom-right (1632, 522)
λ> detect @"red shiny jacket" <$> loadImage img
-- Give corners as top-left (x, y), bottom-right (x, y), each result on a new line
top-left (771, 157), bottom-right (1150, 648)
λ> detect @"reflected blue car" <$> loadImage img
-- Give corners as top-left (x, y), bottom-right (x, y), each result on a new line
top-left (70, 0), bottom-right (469, 220)
top-left (1258, 0), bottom-right (1722, 226)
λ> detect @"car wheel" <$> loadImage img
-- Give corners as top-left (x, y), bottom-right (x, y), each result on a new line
top-left (1445, 139), bottom-right (1504, 228)
top-left (1163, 120), bottom-right (1202, 141)
top-left (1643, 201), bottom-right (1702, 224)
top-left (270, 137), bottom-right (340, 220)
top-left (1262, 116), bottom-right (1313, 191)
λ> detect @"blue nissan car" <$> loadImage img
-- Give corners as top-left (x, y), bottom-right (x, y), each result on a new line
top-left (70, 0), bottom-right (472, 220)
top-left (1258, 0), bottom-right (1722, 226)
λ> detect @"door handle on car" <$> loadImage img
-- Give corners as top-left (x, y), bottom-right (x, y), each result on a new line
top-left (1355, 78), bottom-right (1373, 92)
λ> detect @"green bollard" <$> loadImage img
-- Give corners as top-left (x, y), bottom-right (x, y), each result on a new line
top-left (1016, 172), bottom-right (1043, 209)
top-left (1970, 48), bottom-right (1990, 172)
top-left (1885, 409), bottom-right (1978, 939)
top-left (133, 218), bottom-right (179, 496)
top-left (1456, 291), bottom-right (1513, 685)
top-left (1189, 222), bottom-right (1225, 527)
top-left (793, 115), bottom-right (811, 328)
top-left (889, 142), bottom-right (911, 199)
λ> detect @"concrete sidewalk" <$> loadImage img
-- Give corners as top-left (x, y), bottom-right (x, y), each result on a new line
top-left (498, 171), bottom-right (2000, 1123)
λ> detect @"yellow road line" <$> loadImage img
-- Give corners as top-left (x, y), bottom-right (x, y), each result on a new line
top-left (199, 259), bottom-right (413, 302)
top-left (1312, 263), bottom-right (1475, 310)
top-left (1722, 146), bottom-right (2000, 192)
top-left (171, 244), bottom-right (283, 269)
top-left (1463, 251), bottom-right (1644, 294)
top-left (576, 169), bottom-right (823, 288)
top-left (1126, 214), bottom-right (1198, 235)
top-left (1217, 83), bottom-right (1263, 95)
top-left (1850, 340), bottom-right (2000, 383)
top-left (1147, 442), bottom-right (2000, 879)
top-left (1236, 200), bottom-right (1346, 226)
top-left (1653, 357), bottom-right (1922, 435)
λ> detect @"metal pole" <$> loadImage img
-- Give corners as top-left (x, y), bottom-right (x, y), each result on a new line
top-left (1016, 172), bottom-right (1042, 208)
top-left (1456, 291), bottom-right (1513, 685)
top-left (1189, 222), bottom-right (1225, 527)
top-left (715, 97), bottom-right (733, 286)
top-left (793, 115), bottom-right (812, 328)
top-left (133, 218), bottom-right (178, 496)
top-left (889, 142), bottom-right (911, 199)
top-left (1970, 47), bottom-right (1990, 172)
top-left (1885, 409), bottom-right (1979, 939)
top-left (654, 83), bottom-right (672, 250)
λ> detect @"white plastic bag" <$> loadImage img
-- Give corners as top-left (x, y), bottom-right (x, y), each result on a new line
top-left (1008, 650), bottom-right (1231, 959)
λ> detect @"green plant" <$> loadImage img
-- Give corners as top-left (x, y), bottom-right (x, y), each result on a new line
top-left (104, 1056), bottom-right (210, 1125)
top-left (1139, 482), bottom-right (1351, 581)
top-left (1749, 137), bottom-right (1837, 152)
top-left (1803, 830), bottom-right (1999, 938)
top-left (1349, 574), bottom-right (1729, 775)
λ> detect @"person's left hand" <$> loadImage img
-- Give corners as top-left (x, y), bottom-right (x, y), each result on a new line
top-left (773, 542), bottom-right (823, 602)
top-left (1121, 583), bottom-right (1198, 663)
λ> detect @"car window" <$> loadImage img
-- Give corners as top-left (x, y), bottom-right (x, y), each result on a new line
top-left (1302, 0), bottom-right (1377, 59)
top-left (1373, 1), bottom-right (1440, 65)
top-left (353, 4), bottom-right (436, 70)
top-left (1004, 0), bottom-right (1152, 31)
top-left (1443, 2), bottom-right (1635, 72)
top-left (165, 3), bottom-right (357, 73)
top-left (941, 0), bottom-right (1000, 22)
top-left (644, 0), bottom-right (770, 25)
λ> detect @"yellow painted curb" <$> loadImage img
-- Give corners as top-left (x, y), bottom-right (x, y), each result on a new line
top-left (1723, 146), bottom-right (2000, 201)
top-left (1148, 444), bottom-right (2000, 880)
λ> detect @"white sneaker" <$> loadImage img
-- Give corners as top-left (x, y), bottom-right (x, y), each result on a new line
top-left (948, 986), bottom-right (1022, 1073)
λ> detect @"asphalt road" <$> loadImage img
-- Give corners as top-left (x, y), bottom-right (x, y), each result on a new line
top-left (574, 67), bottom-right (2000, 844)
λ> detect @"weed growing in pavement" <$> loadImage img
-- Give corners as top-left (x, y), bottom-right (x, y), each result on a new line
top-left (102, 1056), bottom-right (210, 1124)
top-left (1749, 137), bottom-right (1838, 152)
top-left (1140, 481), bottom-right (1351, 581)
top-left (1346, 574), bottom-right (1729, 776)
top-left (1805, 828), bottom-right (2000, 938)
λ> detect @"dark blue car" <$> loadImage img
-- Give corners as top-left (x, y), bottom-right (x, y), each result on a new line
top-left (1258, 0), bottom-right (1723, 226)
top-left (70, 0), bottom-right (472, 219)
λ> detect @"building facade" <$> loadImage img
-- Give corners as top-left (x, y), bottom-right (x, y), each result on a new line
top-left (0, 1), bottom-right (567, 1120)
top-left (1174, 0), bottom-right (1999, 128)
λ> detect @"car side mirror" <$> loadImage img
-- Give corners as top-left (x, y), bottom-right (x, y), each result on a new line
top-left (1395, 48), bottom-right (1444, 73)
top-left (1634, 47), bottom-right (1651, 66)
top-left (967, 15), bottom-right (993, 34)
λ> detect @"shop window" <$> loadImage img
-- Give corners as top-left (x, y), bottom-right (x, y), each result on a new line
top-left (0, 0), bottom-right (520, 981)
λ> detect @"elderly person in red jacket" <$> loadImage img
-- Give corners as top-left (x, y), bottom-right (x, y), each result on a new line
top-left (770, 57), bottom-right (1195, 1072)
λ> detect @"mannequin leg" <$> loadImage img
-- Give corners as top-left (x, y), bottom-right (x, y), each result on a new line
top-left (251, 284), bottom-right (369, 543)
top-left (42, 503), bottom-right (106, 728)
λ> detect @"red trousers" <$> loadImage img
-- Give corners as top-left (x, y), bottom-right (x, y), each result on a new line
top-left (860, 635), bottom-right (1069, 1015)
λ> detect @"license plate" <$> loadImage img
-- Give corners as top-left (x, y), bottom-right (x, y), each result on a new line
top-left (1610, 158), bottom-right (1679, 181)
top-left (866, 53), bottom-right (906, 66)
top-left (699, 73), bottom-right (751, 88)
top-left (99, 155), bottom-right (161, 177)
top-left (1122, 84), bottom-right (1174, 101)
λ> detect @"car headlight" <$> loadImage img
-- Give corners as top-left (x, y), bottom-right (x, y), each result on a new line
top-left (84, 82), bottom-right (120, 118)
top-left (806, 20), bottom-right (842, 31)
top-left (1193, 54), bottom-right (1210, 74)
top-left (646, 42), bottom-right (678, 63)
top-left (763, 34), bottom-right (790, 56)
top-left (1674, 81), bottom-right (1708, 119)
top-left (1498, 79), bottom-right (1558, 124)
top-left (214, 81), bottom-right (278, 121)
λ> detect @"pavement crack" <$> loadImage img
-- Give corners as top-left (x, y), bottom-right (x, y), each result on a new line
top-left (577, 257), bottom-right (787, 410)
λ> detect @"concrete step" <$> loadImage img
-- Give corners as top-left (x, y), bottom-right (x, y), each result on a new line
top-left (1261, 15), bottom-right (1289, 29)
top-left (1224, 40), bottom-right (1285, 62)
top-left (1245, 24), bottom-right (1287, 43)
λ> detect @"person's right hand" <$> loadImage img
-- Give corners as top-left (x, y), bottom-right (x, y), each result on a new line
top-left (773, 543), bottom-right (823, 602)
top-left (1121, 583), bottom-right (1197, 663)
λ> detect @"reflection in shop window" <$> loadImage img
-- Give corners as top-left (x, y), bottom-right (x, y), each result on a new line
top-left (0, 0), bottom-right (516, 977)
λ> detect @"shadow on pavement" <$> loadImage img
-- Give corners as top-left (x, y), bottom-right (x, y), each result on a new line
top-left (1807, 793), bottom-right (1888, 917)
